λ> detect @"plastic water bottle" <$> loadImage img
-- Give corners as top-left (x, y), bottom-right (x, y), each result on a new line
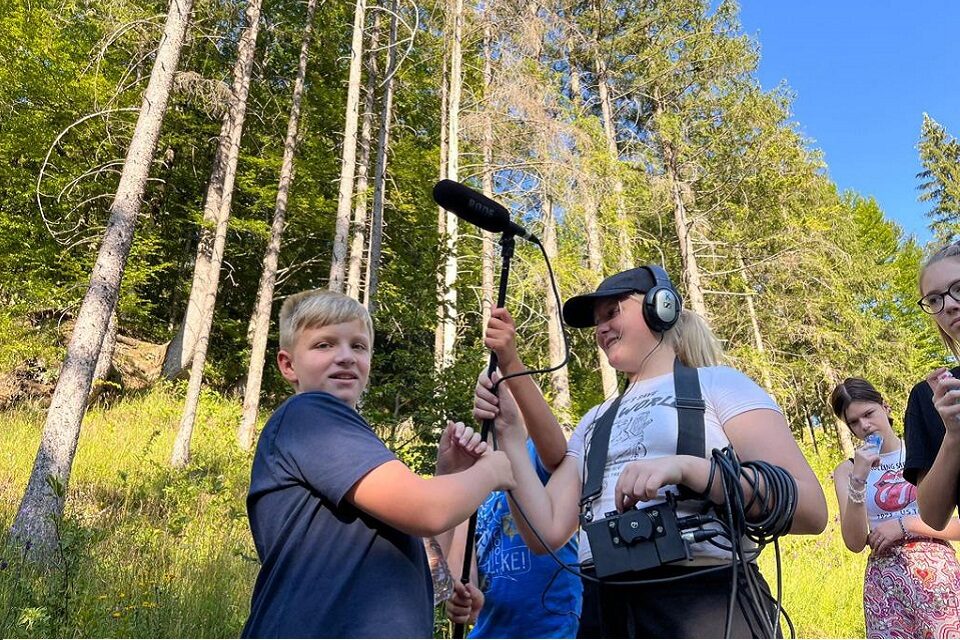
top-left (423, 536), bottom-right (454, 604)
top-left (864, 433), bottom-right (883, 456)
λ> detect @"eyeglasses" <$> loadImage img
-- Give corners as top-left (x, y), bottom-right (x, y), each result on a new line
top-left (918, 280), bottom-right (960, 314)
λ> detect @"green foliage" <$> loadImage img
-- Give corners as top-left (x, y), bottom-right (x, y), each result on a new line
top-left (0, 310), bottom-right (63, 379)
top-left (758, 441), bottom-right (867, 638)
top-left (917, 113), bottom-right (960, 242)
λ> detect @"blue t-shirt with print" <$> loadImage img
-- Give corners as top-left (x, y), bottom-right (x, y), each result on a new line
top-left (469, 440), bottom-right (582, 639)
top-left (242, 391), bottom-right (433, 638)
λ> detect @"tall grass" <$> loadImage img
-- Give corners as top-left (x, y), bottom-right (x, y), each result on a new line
top-left (0, 385), bottom-right (259, 637)
top-left (758, 478), bottom-right (867, 638)
top-left (0, 388), bottom-right (883, 637)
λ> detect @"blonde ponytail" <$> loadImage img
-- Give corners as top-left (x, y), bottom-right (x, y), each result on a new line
top-left (666, 309), bottom-right (725, 368)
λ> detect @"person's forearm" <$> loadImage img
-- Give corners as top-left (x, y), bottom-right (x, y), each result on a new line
top-left (500, 359), bottom-right (567, 470)
top-left (834, 470), bottom-right (869, 551)
top-left (498, 435), bottom-right (563, 552)
top-left (679, 456), bottom-right (824, 534)
top-left (837, 498), bottom-right (869, 552)
top-left (437, 519), bottom-right (468, 561)
top-left (903, 514), bottom-right (960, 540)
top-left (917, 432), bottom-right (960, 530)
top-left (415, 464), bottom-right (502, 537)
top-left (839, 511), bottom-right (869, 551)
top-left (438, 520), bottom-right (474, 586)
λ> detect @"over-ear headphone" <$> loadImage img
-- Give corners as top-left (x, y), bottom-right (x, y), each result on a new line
top-left (641, 265), bottom-right (682, 333)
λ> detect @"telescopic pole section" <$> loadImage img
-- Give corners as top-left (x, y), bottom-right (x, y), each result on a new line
top-left (453, 233), bottom-right (515, 639)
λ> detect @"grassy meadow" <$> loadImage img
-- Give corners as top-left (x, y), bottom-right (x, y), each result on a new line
top-left (0, 386), bottom-right (874, 638)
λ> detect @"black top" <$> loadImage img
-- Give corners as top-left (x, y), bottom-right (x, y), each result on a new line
top-left (903, 367), bottom-right (960, 511)
top-left (242, 392), bottom-right (433, 638)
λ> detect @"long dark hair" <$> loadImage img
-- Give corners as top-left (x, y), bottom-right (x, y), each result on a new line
top-left (829, 377), bottom-right (893, 426)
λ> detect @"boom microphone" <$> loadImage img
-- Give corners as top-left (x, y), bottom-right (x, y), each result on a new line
top-left (433, 179), bottom-right (539, 243)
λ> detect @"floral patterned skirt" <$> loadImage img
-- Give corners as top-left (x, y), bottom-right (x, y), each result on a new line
top-left (864, 538), bottom-right (960, 638)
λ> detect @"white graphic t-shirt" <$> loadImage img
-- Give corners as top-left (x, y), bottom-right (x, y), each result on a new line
top-left (865, 447), bottom-right (918, 531)
top-left (566, 365), bottom-right (781, 565)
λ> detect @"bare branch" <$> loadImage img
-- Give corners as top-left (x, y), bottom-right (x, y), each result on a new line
top-left (36, 108), bottom-right (139, 242)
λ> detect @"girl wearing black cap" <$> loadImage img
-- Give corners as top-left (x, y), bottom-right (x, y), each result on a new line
top-left (474, 265), bottom-right (827, 638)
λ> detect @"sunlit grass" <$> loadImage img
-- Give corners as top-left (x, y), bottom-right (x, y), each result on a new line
top-left (758, 481), bottom-right (866, 638)
top-left (0, 385), bottom-right (259, 638)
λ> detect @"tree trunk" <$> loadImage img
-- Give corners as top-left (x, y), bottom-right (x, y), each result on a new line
top-left (651, 87), bottom-right (707, 317)
top-left (237, 0), bottom-right (318, 451)
top-left (93, 311), bottom-right (118, 383)
top-left (595, 54), bottom-right (632, 271)
top-left (346, 5), bottom-right (382, 301)
top-left (820, 362), bottom-right (855, 458)
top-left (804, 405), bottom-right (820, 456)
top-left (543, 195), bottom-right (571, 419)
top-left (328, 0), bottom-right (368, 293)
top-left (437, 0), bottom-right (463, 370)
top-left (162, 0), bottom-right (263, 379)
top-left (433, 43), bottom-right (449, 365)
top-left (834, 415), bottom-right (855, 458)
top-left (584, 193), bottom-right (618, 396)
top-left (10, 0), bottom-right (193, 555)
top-left (87, 311), bottom-right (118, 405)
top-left (666, 153), bottom-right (706, 316)
top-left (480, 17), bottom-right (494, 330)
top-left (738, 254), bottom-right (773, 393)
top-left (364, 0), bottom-right (399, 317)
top-left (569, 59), bottom-right (580, 109)
top-left (171, 0), bottom-right (264, 466)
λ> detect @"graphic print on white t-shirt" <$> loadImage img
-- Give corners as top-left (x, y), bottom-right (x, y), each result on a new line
top-left (566, 366), bottom-right (781, 565)
top-left (865, 448), bottom-right (918, 530)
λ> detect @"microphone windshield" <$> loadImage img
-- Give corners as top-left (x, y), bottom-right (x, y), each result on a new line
top-left (432, 180), bottom-right (511, 235)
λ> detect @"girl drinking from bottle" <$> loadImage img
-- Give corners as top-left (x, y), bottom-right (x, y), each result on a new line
top-left (831, 377), bottom-right (960, 638)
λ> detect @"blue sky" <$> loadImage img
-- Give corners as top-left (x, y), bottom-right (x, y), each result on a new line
top-left (737, 1), bottom-right (960, 245)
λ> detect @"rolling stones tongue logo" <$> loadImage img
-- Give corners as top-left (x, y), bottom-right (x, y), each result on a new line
top-left (874, 470), bottom-right (916, 512)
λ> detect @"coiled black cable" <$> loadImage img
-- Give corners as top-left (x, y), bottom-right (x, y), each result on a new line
top-left (706, 446), bottom-right (798, 638)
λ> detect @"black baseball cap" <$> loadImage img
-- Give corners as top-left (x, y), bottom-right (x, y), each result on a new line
top-left (562, 267), bottom-right (657, 328)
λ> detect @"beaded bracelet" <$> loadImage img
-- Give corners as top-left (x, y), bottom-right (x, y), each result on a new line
top-left (847, 476), bottom-right (867, 504)
top-left (898, 516), bottom-right (908, 539)
top-left (849, 474), bottom-right (867, 488)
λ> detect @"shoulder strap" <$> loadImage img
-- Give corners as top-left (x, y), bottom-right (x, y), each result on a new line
top-left (674, 357), bottom-right (706, 458)
top-left (579, 394), bottom-right (624, 507)
top-left (578, 359), bottom-right (707, 513)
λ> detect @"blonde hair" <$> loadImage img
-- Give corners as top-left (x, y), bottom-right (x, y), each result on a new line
top-left (278, 289), bottom-right (373, 350)
top-left (921, 241), bottom-right (960, 361)
top-left (626, 294), bottom-right (724, 367)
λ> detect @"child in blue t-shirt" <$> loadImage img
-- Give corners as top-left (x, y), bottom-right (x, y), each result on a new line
top-left (442, 308), bottom-right (583, 638)
top-left (242, 289), bottom-right (515, 638)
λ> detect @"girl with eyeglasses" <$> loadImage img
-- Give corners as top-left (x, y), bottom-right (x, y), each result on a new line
top-left (907, 242), bottom-right (960, 531)
top-left (831, 378), bottom-right (960, 638)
